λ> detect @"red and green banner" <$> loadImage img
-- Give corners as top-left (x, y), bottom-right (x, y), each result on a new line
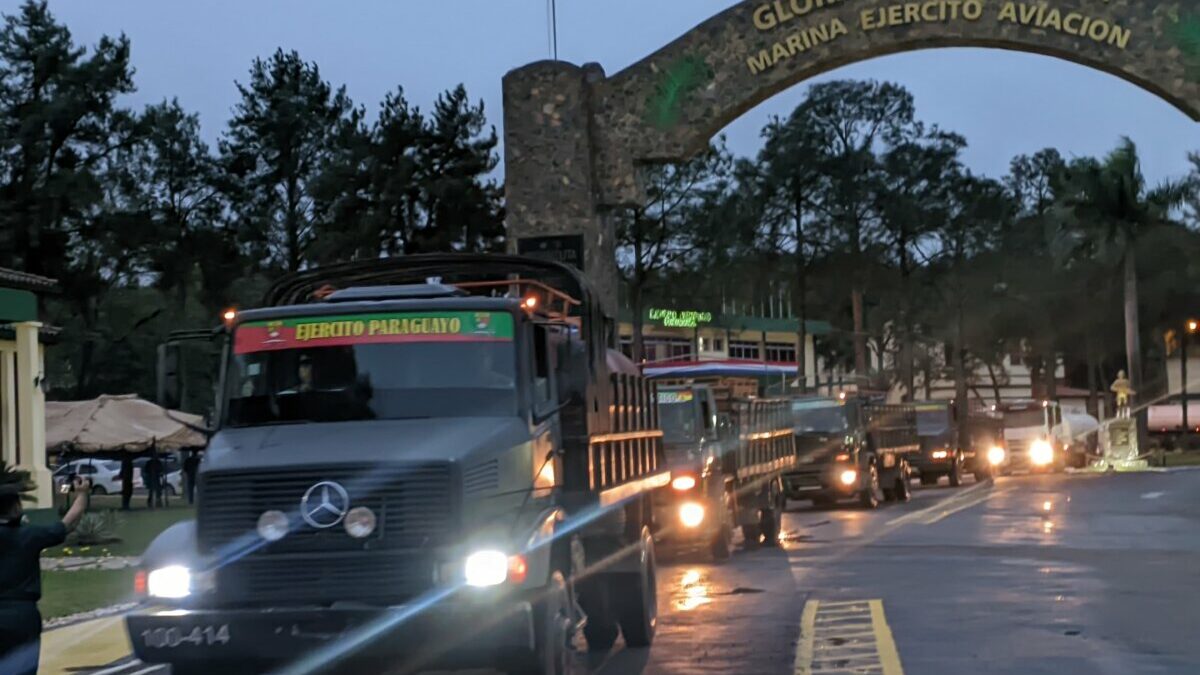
top-left (234, 311), bottom-right (514, 354)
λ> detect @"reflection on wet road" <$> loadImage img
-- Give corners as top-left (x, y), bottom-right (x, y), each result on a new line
top-left (69, 471), bottom-right (1200, 675)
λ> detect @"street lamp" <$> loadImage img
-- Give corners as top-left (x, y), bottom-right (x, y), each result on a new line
top-left (1183, 320), bottom-right (1198, 448)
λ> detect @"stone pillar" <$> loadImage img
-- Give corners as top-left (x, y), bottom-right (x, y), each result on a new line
top-left (0, 349), bottom-right (15, 468)
top-left (15, 322), bottom-right (51, 507)
top-left (503, 60), bottom-right (619, 316)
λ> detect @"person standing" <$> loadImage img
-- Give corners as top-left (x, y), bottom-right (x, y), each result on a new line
top-left (0, 474), bottom-right (90, 675)
top-left (119, 457), bottom-right (134, 511)
top-left (145, 454), bottom-right (164, 509)
top-left (182, 450), bottom-right (200, 505)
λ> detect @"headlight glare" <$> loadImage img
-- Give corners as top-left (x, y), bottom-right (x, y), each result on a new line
top-left (671, 475), bottom-right (697, 491)
top-left (987, 446), bottom-right (1006, 466)
top-left (465, 550), bottom-right (509, 587)
top-left (343, 507), bottom-right (377, 539)
top-left (679, 502), bottom-right (705, 528)
top-left (147, 565), bottom-right (192, 599)
top-left (839, 469), bottom-right (858, 486)
top-left (1030, 440), bottom-right (1054, 466)
top-left (257, 510), bottom-right (289, 542)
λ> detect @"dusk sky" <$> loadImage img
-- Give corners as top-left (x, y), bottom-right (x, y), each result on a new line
top-left (13, 0), bottom-right (1198, 183)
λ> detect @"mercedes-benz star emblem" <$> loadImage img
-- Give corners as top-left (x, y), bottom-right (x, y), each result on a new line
top-left (300, 481), bottom-right (350, 529)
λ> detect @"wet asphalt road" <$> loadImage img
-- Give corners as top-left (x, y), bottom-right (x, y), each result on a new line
top-left (87, 469), bottom-right (1200, 675)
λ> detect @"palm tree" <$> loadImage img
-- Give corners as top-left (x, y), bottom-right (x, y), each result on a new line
top-left (1058, 137), bottom-right (1194, 401)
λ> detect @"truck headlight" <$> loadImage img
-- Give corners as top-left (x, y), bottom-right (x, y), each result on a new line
top-left (679, 502), bottom-right (705, 528)
top-left (987, 446), bottom-right (1006, 466)
top-left (257, 510), bottom-right (289, 542)
top-left (839, 469), bottom-right (858, 486)
top-left (147, 565), bottom-right (192, 599)
top-left (1030, 440), bottom-right (1054, 466)
top-left (931, 450), bottom-right (949, 460)
top-left (343, 507), bottom-right (377, 538)
top-left (465, 550), bottom-right (509, 587)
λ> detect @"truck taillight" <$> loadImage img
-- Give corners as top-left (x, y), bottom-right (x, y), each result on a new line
top-left (507, 555), bottom-right (528, 585)
top-left (134, 570), bottom-right (148, 596)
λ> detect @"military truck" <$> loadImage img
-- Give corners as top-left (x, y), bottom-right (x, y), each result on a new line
top-left (651, 383), bottom-right (795, 559)
top-left (911, 402), bottom-right (1007, 485)
top-left (783, 397), bottom-right (918, 509)
top-left (125, 255), bottom-right (668, 675)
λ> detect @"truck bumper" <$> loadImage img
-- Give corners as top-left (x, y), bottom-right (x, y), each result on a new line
top-left (911, 453), bottom-right (954, 476)
top-left (784, 467), bottom-right (859, 500)
top-left (126, 597), bottom-right (535, 670)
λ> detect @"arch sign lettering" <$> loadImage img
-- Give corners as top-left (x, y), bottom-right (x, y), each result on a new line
top-left (503, 1), bottom-right (1200, 310)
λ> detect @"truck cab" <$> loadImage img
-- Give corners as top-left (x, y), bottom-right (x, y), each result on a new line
top-left (126, 255), bottom-right (666, 675)
top-left (911, 402), bottom-right (963, 487)
top-left (998, 401), bottom-right (1064, 473)
top-left (784, 397), bottom-right (916, 509)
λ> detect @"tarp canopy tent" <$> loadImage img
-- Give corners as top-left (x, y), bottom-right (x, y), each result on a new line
top-left (46, 394), bottom-right (207, 454)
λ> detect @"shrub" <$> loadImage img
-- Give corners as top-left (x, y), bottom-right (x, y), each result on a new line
top-left (69, 511), bottom-right (123, 546)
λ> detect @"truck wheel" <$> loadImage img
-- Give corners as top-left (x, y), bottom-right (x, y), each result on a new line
top-left (893, 472), bottom-right (911, 502)
top-left (90, 485), bottom-right (108, 495)
top-left (580, 578), bottom-right (618, 652)
top-left (948, 461), bottom-right (962, 487)
top-left (760, 494), bottom-right (784, 548)
top-left (859, 464), bottom-right (882, 509)
top-left (741, 522), bottom-right (763, 547)
top-left (616, 528), bottom-right (657, 648)
top-left (710, 523), bottom-right (732, 560)
top-left (510, 571), bottom-right (571, 675)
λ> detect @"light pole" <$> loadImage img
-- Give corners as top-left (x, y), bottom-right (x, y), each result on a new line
top-left (1183, 320), bottom-right (1198, 449)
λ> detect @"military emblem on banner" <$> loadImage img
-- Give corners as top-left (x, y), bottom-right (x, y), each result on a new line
top-left (473, 312), bottom-right (493, 335)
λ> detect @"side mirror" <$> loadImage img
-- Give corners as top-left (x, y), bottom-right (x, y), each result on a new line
top-left (157, 343), bottom-right (182, 409)
top-left (717, 414), bottom-right (734, 436)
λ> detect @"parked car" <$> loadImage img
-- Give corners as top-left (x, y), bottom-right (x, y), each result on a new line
top-left (53, 459), bottom-right (125, 495)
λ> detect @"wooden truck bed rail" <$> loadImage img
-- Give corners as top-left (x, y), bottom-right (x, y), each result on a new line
top-left (726, 398), bottom-right (798, 481)
top-left (586, 373), bottom-right (668, 494)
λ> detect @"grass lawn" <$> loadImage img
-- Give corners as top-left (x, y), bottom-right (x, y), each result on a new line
top-left (39, 568), bottom-right (137, 619)
top-left (29, 498), bottom-right (194, 558)
top-left (1164, 451), bottom-right (1200, 467)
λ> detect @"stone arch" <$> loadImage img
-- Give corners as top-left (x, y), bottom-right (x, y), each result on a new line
top-left (503, 1), bottom-right (1200, 309)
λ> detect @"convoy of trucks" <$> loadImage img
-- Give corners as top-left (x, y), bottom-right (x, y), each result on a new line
top-left (126, 252), bottom-right (1109, 674)
top-left (128, 255), bottom-right (669, 675)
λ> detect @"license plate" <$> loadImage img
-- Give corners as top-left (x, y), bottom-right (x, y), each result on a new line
top-left (140, 625), bottom-right (230, 649)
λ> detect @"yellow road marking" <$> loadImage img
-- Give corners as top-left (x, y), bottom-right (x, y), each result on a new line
top-left (794, 600), bottom-right (819, 675)
top-left (797, 600), bottom-right (905, 675)
top-left (869, 600), bottom-right (905, 675)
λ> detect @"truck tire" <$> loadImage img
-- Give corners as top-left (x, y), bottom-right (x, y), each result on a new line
top-left (710, 523), bottom-right (732, 560)
top-left (615, 528), bottom-right (657, 648)
top-left (580, 577), bottom-right (618, 652)
top-left (510, 571), bottom-right (571, 675)
top-left (741, 522), bottom-right (763, 547)
top-left (760, 493), bottom-right (784, 547)
top-left (859, 464), bottom-right (882, 509)
top-left (948, 460), bottom-right (962, 487)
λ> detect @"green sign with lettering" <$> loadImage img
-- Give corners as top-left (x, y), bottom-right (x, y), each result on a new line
top-left (647, 308), bottom-right (714, 329)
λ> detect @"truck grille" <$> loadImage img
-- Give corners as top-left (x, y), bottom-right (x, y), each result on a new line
top-left (198, 463), bottom-right (455, 554)
top-left (215, 551), bottom-right (438, 607)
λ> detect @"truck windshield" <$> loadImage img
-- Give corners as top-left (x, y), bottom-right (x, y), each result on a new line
top-left (657, 390), bottom-right (698, 442)
top-left (1003, 409), bottom-right (1046, 428)
top-left (792, 404), bottom-right (849, 434)
top-left (916, 409), bottom-right (950, 436)
top-left (225, 310), bottom-right (519, 426)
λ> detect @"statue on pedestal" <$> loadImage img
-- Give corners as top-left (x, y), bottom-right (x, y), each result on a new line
top-left (1111, 370), bottom-right (1135, 418)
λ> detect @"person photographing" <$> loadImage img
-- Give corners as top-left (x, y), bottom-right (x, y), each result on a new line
top-left (0, 467), bottom-right (91, 675)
